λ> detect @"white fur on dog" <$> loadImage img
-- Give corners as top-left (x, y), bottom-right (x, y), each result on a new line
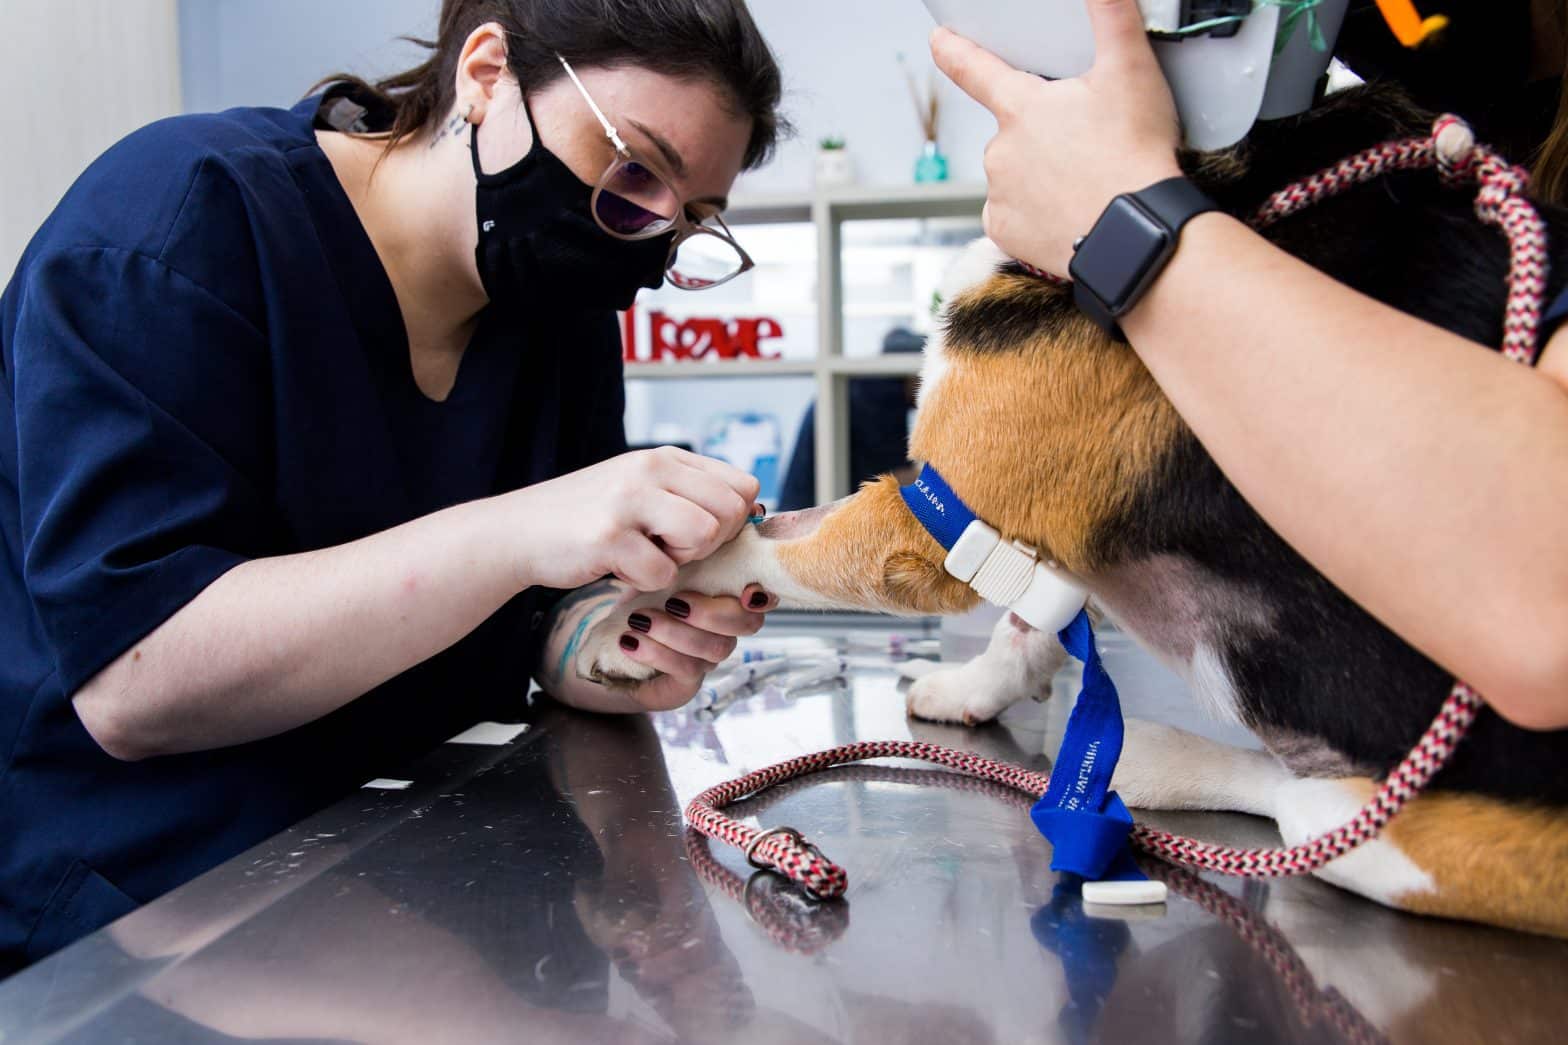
top-left (1185, 643), bottom-right (1247, 727)
top-left (1274, 777), bottom-right (1437, 905)
top-left (918, 237), bottom-right (1010, 410)
top-left (1111, 719), bottom-right (1289, 818)
top-left (906, 612), bottom-right (1066, 724)
top-left (1113, 720), bottom-right (1437, 906)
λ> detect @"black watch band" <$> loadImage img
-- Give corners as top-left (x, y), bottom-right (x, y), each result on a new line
top-left (1068, 176), bottom-right (1219, 341)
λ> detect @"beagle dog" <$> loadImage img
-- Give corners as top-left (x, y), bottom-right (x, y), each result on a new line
top-left (568, 86), bottom-right (1568, 938)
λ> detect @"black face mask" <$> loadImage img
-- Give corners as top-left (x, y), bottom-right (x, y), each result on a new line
top-left (472, 106), bottom-right (673, 313)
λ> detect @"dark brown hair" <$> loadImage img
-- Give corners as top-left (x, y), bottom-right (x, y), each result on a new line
top-left (1532, 0), bottom-right (1568, 203)
top-left (316, 0), bottom-right (787, 170)
top-left (1535, 79), bottom-right (1568, 205)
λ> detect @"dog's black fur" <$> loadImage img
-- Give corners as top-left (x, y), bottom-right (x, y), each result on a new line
top-left (946, 85), bottom-right (1568, 804)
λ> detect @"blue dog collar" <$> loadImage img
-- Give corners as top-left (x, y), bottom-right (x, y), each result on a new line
top-left (899, 464), bottom-right (974, 550)
top-left (899, 464), bottom-right (1087, 634)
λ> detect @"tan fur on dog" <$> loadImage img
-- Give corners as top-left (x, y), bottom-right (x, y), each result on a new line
top-left (912, 274), bottom-right (1184, 573)
top-left (1384, 788), bottom-right (1568, 938)
top-left (774, 477), bottom-right (979, 615)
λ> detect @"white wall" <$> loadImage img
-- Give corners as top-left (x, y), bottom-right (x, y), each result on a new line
top-left (749, 1), bottom-right (994, 193)
top-left (175, 0), bottom-right (996, 195)
top-left (0, 0), bottom-right (183, 282)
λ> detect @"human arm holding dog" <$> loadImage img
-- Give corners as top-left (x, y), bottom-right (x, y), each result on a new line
top-left (73, 447), bottom-right (766, 759)
top-left (933, 0), bottom-right (1568, 729)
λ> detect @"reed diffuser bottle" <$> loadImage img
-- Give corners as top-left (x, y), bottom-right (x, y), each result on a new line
top-left (900, 53), bottom-right (948, 183)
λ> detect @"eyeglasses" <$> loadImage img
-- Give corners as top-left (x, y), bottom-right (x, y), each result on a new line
top-left (555, 54), bottom-right (754, 291)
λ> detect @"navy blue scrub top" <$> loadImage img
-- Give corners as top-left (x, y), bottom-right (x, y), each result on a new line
top-left (0, 95), bottom-right (628, 972)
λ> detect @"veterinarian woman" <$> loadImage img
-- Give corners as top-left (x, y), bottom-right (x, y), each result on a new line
top-left (0, 0), bottom-right (785, 973)
top-left (932, 0), bottom-right (1568, 731)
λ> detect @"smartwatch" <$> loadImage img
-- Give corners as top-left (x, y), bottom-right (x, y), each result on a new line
top-left (1068, 176), bottom-right (1220, 341)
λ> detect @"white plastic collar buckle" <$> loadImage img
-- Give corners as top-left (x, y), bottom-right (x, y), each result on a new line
top-left (943, 519), bottom-right (1002, 584)
top-left (943, 521), bottom-right (1088, 634)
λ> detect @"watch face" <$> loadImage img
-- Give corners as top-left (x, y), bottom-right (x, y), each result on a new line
top-left (1069, 199), bottom-right (1173, 314)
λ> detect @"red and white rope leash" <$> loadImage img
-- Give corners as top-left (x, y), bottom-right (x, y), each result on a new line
top-left (687, 741), bottom-right (1051, 900)
top-left (1018, 112), bottom-right (1550, 370)
top-left (684, 830), bottom-right (851, 954)
top-left (1251, 114), bottom-right (1548, 366)
top-left (685, 115), bottom-right (1549, 896)
top-left (684, 765), bottom-right (1030, 952)
top-left (688, 778), bottom-right (1388, 1041)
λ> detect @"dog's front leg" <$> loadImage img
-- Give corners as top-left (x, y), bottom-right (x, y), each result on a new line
top-left (904, 611), bottom-right (1068, 725)
top-left (570, 477), bottom-right (979, 687)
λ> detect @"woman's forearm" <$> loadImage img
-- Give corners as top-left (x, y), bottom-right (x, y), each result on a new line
top-left (73, 496), bottom-right (524, 759)
top-left (1124, 214), bottom-right (1568, 727)
top-left (72, 447), bottom-right (766, 756)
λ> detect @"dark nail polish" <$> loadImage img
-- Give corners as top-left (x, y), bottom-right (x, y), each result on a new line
top-left (619, 634), bottom-right (639, 651)
top-left (628, 613), bottom-right (652, 634)
top-left (665, 598), bottom-right (691, 620)
top-left (748, 591), bottom-right (770, 610)
top-left (752, 503), bottom-right (767, 517)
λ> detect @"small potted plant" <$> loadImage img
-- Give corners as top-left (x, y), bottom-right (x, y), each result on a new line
top-left (814, 136), bottom-right (855, 189)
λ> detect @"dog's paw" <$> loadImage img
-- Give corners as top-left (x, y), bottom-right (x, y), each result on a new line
top-left (905, 665), bottom-right (1014, 726)
top-left (574, 612), bottom-right (661, 690)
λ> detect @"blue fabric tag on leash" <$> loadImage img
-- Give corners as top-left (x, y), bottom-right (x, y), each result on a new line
top-left (1030, 609), bottom-right (1150, 886)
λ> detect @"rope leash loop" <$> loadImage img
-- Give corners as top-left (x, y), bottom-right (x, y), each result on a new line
top-left (742, 825), bottom-right (831, 896)
top-left (684, 829), bottom-right (850, 955)
top-left (685, 687), bottom-right (1478, 896)
top-left (1252, 114), bottom-right (1548, 368)
top-left (684, 740), bottom-right (1053, 900)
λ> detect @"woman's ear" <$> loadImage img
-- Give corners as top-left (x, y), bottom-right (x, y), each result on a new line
top-left (455, 21), bottom-right (512, 125)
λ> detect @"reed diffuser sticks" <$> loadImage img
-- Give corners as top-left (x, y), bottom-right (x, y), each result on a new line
top-left (898, 52), bottom-right (941, 144)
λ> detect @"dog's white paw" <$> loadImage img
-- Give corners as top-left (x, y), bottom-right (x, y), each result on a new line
top-left (574, 611), bottom-right (661, 689)
top-left (905, 665), bottom-right (1015, 726)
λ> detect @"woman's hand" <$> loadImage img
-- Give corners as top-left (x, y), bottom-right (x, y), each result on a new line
top-left (930, 0), bottom-right (1182, 275)
top-left (537, 581), bottom-right (776, 714)
top-left (505, 446), bottom-right (761, 594)
top-left (611, 587), bottom-right (774, 711)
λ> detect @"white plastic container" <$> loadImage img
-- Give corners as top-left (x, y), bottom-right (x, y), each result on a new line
top-left (813, 146), bottom-right (855, 189)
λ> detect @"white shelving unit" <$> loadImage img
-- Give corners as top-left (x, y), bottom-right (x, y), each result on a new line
top-left (625, 181), bottom-right (986, 507)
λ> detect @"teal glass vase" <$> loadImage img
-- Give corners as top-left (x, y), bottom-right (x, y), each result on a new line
top-left (914, 139), bottom-right (949, 184)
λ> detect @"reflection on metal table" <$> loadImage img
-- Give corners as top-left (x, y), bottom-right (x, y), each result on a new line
top-left (1, 613), bottom-right (1565, 1044)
